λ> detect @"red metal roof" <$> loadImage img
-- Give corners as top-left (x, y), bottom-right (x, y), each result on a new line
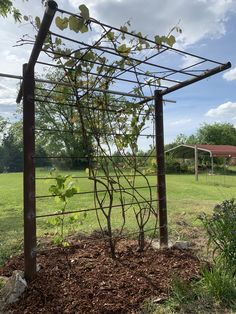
top-left (186, 144), bottom-right (236, 157)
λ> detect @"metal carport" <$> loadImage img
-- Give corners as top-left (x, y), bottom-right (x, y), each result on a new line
top-left (165, 144), bottom-right (236, 180)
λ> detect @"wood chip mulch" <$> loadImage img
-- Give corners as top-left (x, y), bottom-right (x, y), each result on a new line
top-left (0, 238), bottom-right (201, 314)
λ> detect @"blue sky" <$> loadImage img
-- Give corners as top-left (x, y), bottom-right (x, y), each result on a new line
top-left (0, 0), bottom-right (235, 145)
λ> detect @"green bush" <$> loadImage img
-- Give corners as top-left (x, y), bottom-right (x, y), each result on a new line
top-left (199, 199), bottom-right (236, 269)
top-left (165, 155), bottom-right (190, 174)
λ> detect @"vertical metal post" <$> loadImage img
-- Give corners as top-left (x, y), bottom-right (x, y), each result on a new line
top-left (23, 63), bottom-right (36, 281)
top-left (195, 145), bottom-right (198, 181)
top-left (211, 156), bottom-right (214, 175)
top-left (155, 90), bottom-right (168, 247)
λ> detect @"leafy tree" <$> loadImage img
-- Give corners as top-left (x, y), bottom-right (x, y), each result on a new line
top-left (170, 123), bottom-right (236, 147)
top-left (0, 0), bottom-right (47, 22)
top-left (0, 0), bottom-right (23, 22)
top-left (0, 121), bottom-right (23, 172)
top-left (196, 123), bottom-right (236, 146)
top-left (35, 76), bottom-right (94, 169)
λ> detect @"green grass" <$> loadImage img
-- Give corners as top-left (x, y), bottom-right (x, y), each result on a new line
top-left (0, 169), bottom-right (236, 265)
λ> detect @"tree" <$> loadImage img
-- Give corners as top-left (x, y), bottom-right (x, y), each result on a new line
top-left (170, 123), bottom-right (236, 147)
top-left (35, 76), bottom-right (94, 169)
top-left (0, 0), bottom-right (47, 22)
top-left (0, 118), bottom-right (50, 172)
top-left (0, 121), bottom-right (23, 172)
top-left (196, 123), bottom-right (236, 146)
top-left (0, 0), bottom-right (23, 22)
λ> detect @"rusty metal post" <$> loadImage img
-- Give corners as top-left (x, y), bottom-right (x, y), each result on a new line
top-left (195, 145), bottom-right (198, 181)
top-left (23, 63), bottom-right (36, 281)
top-left (155, 90), bottom-right (168, 247)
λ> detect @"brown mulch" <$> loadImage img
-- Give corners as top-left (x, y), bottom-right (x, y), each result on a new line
top-left (0, 238), bottom-right (201, 314)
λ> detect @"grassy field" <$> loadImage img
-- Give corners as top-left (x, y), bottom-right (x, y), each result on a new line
top-left (0, 168), bottom-right (236, 265)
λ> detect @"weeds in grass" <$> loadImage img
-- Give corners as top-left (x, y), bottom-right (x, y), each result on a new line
top-left (201, 264), bottom-right (236, 308)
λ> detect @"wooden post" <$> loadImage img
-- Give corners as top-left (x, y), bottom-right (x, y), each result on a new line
top-left (211, 156), bottom-right (214, 175)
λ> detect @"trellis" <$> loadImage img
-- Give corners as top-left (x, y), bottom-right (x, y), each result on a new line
top-left (14, 0), bottom-right (230, 281)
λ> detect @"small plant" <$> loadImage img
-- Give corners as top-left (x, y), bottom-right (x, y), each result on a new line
top-left (199, 199), bottom-right (236, 269)
top-left (47, 169), bottom-right (79, 246)
top-left (0, 278), bottom-right (5, 289)
top-left (201, 265), bottom-right (236, 308)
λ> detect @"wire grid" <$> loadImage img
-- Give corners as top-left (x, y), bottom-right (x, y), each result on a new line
top-left (20, 3), bottom-right (230, 246)
top-left (33, 6), bottom-right (226, 99)
top-left (31, 5), bottom-right (173, 242)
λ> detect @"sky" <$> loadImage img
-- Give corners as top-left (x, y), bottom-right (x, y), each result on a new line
top-left (0, 0), bottom-right (236, 145)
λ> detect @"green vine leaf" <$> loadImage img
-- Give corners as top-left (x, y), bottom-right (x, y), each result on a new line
top-left (79, 4), bottom-right (90, 20)
top-left (68, 15), bottom-right (82, 33)
top-left (55, 16), bottom-right (68, 31)
top-left (107, 31), bottom-right (115, 41)
top-left (80, 24), bottom-right (88, 33)
top-left (166, 35), bottom-right (176, 47)
top-left (120, 25), bottom-right (128, 33)
top-left (117, 44), bottom-right (131, 57)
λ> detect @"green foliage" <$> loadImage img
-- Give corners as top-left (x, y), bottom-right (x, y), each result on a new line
top-left (0, 118), bottom-right (50, 172)
top-left (55, 16), bottom-right (69, 30)
top-left (199, 199), bottom-right (236, 269)
top-left (172, 123), bottom-right (236, 147)
top-left (55, 5), bottom-right (90, 33)
top-left (79, 4), bottom-right (90, 20)
top-left (0, 0), bottom-right (13, 18)
top-left (0, 0), bottom-right (31, 22)
top-left (49, 170), bottom-right (78, 203)
top-left (0, 278), bottom-right (5, 289)
top-left (35, 79), bottom-right (94, 170)
top-left (163, 271), bottom-right (236, 313)
top-left (196, 122), bottom-right (236, 146)
top-left (47, 169), bottom-right (79, 245)
top-left (165, 154), bottom-right (189, 174)
top-left (201, 266), bottom-right (236, 307)
top-left (155, 34), bottom-right (176, 47)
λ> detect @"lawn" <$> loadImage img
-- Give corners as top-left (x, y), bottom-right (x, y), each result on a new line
top-left (0, 169), bottom-right (236, 265)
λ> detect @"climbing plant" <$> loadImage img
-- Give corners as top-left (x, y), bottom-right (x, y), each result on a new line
top-left (20, 4), bottom-right (180, 256)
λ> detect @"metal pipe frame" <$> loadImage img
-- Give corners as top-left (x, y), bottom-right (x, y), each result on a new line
top-left (155, 91), bottom-right (168, 247)
top-left (10, 0), bottom-right (231, 279)
top-left (21, 0), bottom-right (58, 281)
top-left (23, 63), bottom-right (36, 281)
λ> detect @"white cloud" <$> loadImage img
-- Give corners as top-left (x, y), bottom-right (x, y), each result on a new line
top-left (223, 67), bottom-right (236, 81)
top-left (170, 118), bottom-right (192, 126)
top-left (0, 98), bottom-right (16, 106)
top-left (205, 101), bottom-right (236, 119)
top-left (69, 0), bottom-right (236, 47)
top-left (181, 55), bottom-right (203, 69)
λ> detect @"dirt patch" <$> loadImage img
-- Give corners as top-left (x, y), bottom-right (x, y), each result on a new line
top-left (0, 238), bottom-right (201, 314)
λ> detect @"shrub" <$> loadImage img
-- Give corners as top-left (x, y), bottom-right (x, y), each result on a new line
top-left (199, 199), bottom-right (236, 270)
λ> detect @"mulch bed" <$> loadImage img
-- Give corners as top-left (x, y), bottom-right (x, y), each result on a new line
top-left (0, 238), bottom-right (201, 314)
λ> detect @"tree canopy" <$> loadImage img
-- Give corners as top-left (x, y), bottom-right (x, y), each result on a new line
top-left (169, 123), bottom-right (236, 148)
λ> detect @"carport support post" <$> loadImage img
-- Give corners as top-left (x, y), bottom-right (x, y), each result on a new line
top-left (155, 90), bottom-right (168, 247)
top-left (23, 63), bottom-right (36, 281)
top-left (211, 156), bottom-right (214, 175)
top-left (195, 145), bottom-right (198, 181)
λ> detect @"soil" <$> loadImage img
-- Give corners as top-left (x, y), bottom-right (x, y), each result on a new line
top-left (0, 238), bottom-right (201, 314)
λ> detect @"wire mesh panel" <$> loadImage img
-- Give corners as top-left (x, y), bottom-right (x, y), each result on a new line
top-left (18, 0), bottom-right (230, 280)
